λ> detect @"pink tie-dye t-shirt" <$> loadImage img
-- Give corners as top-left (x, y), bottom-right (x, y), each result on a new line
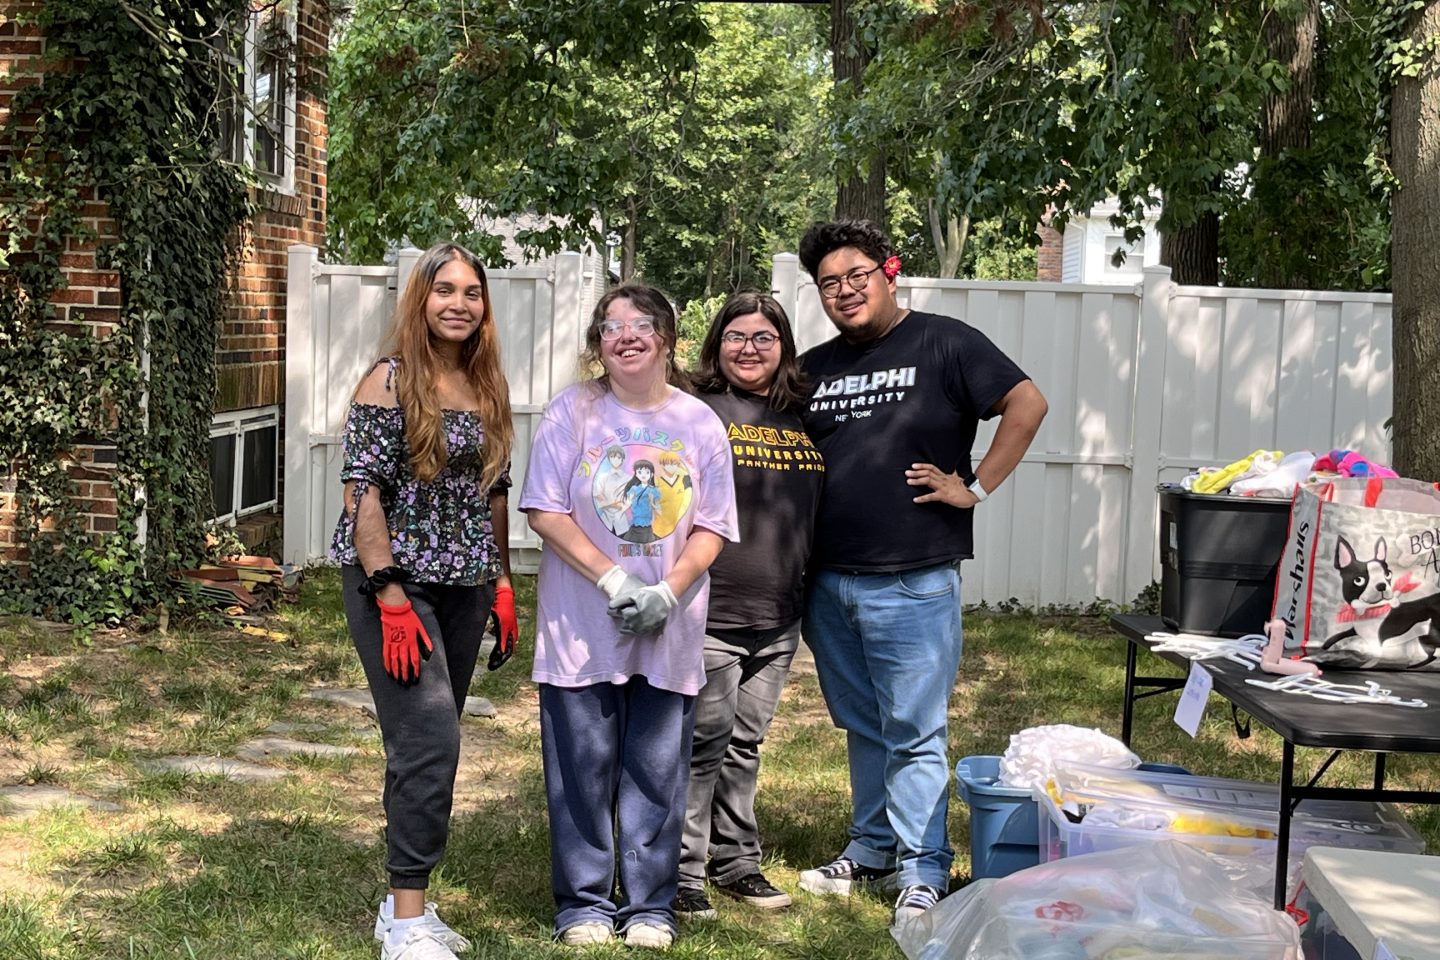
top-left (519, 382), bottom-right (738, 695)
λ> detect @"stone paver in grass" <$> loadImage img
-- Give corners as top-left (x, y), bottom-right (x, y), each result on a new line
top-left (305, 685), bottom-right (495, 719)
top-left (463, 696), bottom-right (496, 718)
top-left (304, 686), bottom-right (377, 718)
top-left (141, 756), bottom-right (288, 782)
top-left (263, 720), bottom-right (331, 735)
top-left (0, 786), bottom-right (122, 819)
top-left (235, 737), bottom-right (363, 762)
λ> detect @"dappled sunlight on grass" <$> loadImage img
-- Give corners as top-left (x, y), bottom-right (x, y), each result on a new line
top-left (1, 592), bottom-right (1438, 956)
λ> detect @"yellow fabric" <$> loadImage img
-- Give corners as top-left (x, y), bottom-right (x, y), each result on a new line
top-left (1191, 449), bottom-right (1281, 495)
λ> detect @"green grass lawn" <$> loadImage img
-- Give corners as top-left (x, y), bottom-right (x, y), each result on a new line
top-left (0, 568), bottom-right (1436, 958)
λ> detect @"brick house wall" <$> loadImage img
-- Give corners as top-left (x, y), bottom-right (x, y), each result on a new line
top-left (1036, 219), bottom-right (1064, 282)
top-left (0, 1), bottom-right (328, 564)
top-left (220, 1), bottom-right (328, 414)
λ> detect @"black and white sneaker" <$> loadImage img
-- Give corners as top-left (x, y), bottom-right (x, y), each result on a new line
top-left (892, 884), bottom-right (943, 925)
top-left (714, 872), bottom-right (792, 909)
top-left (673, 886), bottom-right (717, 919)
top-left (798, 855), bottom-right (896, 896)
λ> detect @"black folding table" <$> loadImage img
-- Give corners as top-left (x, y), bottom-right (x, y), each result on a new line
top-left (1111, 613), bottom-right (1440, 909)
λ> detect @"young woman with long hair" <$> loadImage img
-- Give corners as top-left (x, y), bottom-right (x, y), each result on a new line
top-left (331, 242), bottom-right (516, 960)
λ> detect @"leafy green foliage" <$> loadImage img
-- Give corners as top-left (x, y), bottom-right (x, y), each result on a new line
top-left (0, 0), bottom-right (250, 624)
top-left (327, 0), bottom-right (712, 264)
top-left (329, 2), bottom-right (833, 304)
top-left (843, 1), bottom-right (1393, 289)
top-left (630, 5), bottom-right (835, 301)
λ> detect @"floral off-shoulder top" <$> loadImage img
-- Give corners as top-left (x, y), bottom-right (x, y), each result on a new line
top-left (329, 361), bottom-right (511, 585)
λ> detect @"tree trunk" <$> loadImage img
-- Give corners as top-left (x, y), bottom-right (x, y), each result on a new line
top-left (1256, 0), bottom-right (1319, 288)
top-left (831, 0), bottom-right (885, 225)
top-left (620, 195), bottom-right (638, 281)
top-left (1390, 1), bottom-right (1440, 480)
top-left (928, 198), bottom-right (968, 279)
top-left (1260, 1), bottom-right (1317, 155)
top-left (1159, 11), bottom-right (1220, 286)
top-left (1160, 203), bottom-right (1220, 286)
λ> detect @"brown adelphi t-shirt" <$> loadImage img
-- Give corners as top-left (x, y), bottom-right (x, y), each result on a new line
top-left (699, 388), bottom-right (824, 630)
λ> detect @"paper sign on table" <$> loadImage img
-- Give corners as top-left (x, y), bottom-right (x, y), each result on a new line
top-left (1173, 661), bottom-right (1213, 737)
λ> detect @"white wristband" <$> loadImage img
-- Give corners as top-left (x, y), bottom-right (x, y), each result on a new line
top-left (968, 478), bottom-right (989, 502)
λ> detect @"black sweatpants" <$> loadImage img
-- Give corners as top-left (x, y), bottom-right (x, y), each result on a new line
top-left (342, 564), bottom-right (496, 889)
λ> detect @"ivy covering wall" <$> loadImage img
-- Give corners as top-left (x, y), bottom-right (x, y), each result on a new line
top-left (0, 0), bottom-right (250, 624)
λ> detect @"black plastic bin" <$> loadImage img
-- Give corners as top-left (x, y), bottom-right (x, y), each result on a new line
top-left (1157, 486), bottom-right (1293, 638)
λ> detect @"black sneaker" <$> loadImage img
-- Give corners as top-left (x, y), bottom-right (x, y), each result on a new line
top-left (713, 872), bottom-right (792, 909)
top-left (892, 883), bottom-right (943, 925)
top-left (673, 886), bottom-right (717, 919)
top-left (798, 855), bottom-right (897, 896)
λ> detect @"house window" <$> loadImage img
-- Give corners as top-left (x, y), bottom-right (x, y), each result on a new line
top-left (210, 407), bottom-right (280, 523)
top-left (212, 4), bottom-right (296, 189)
top-left (1103, 234), bottom-right (1142, 274)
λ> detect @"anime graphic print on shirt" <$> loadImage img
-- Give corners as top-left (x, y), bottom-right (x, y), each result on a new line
top-left (518, 383), bottom-right (739, 696)
top-left (582, 434), bottom-right (696, 553)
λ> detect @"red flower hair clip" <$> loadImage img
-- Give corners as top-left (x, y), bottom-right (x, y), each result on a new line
top-left (882, 255), bottom-right (902, 279)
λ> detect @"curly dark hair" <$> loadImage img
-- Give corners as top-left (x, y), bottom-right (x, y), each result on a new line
top-left (798, 220), bottom-right (895, 279)
top-left (691, 290), bottom-right (809, 411)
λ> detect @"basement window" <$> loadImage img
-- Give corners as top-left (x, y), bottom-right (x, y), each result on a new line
top-left (210, 406), bottom-right (279, 523)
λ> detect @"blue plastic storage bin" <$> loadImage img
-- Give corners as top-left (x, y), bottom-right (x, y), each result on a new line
top-left (955, 755), bottom-right (1040, 879)
top-left (956, 756), bottom-right (1191, 879)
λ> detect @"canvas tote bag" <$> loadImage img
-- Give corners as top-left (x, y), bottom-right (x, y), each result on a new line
top-left (1272, 477), bottom-right (1440, 669)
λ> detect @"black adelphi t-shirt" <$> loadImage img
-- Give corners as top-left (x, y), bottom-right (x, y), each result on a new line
top-left (699, 388), bottom-right (824, 629)
top-left (800, 310), bottom-right (1027, 572)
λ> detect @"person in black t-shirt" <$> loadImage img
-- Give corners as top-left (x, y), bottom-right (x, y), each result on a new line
top-left (673, 291), bottom-right (824, 920)
top-left (793, 221), bottom-right (1047, 926)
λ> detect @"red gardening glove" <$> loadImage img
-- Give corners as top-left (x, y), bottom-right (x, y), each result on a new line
top-left (377, 597), bottom-right (433, 684)
top-left (487, 583), bottom-right (518, 670)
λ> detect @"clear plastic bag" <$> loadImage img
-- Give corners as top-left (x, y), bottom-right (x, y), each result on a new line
top-left (893, 840), bottom-right (1300, 960)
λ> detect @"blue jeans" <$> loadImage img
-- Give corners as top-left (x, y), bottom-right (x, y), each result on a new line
top-left (803, 562), bottom-right (963, 890)
top-left (539, 678), bottom-right (695, 937)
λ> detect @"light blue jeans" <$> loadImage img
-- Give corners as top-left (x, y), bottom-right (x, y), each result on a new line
top-left (803, 562), bottom-right (964, 890)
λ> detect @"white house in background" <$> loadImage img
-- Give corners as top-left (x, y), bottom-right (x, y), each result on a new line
top-left (1055, 198), bottom-right (1163, 284)
top-left (469, 209), bottom-right (613, 320)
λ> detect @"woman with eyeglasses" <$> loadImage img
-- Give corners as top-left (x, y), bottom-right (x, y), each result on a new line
top-left (519, 284), bottom-right (738, 949)
top-left (673, 291), bottom-right (824, 919)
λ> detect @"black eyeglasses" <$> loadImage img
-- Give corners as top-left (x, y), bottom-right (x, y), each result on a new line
top-left (597, 317), bottom-right (656, 340)
top-left (721, 330), bottom-right (779, 350)
top-left (817, 263), bottom-right (885, 300)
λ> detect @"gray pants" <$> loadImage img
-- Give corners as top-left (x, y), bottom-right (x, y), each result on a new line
top-left (341, 565), bottom-right (495, 889)
top-left (678, 621), bottom-right (799, 887)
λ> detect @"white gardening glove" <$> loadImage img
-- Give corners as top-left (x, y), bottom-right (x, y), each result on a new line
top-left (610, 581), bottom-right (678, 635)
top-left (596, 564), bottom-right (646, 603)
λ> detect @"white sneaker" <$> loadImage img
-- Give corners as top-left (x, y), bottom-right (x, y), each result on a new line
top-left (558, 922), bottom-right (614, 945)
top-left (623, 923), bottom-right (674, 949)
top-left (798, 855), bottom-right (896, 896)
top-left (374, 901), bottom-right (472, 954)
top-left (892, 883), bottom-right (943, 926)
top-left (381, 926), bottom-right (461, 960)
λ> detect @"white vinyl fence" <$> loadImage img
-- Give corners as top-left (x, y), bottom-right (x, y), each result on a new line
top-left (283, 245), bottom-right (596, 573)
top-left (771, 255), bottom-right (1393, 607)
top-left (286, 247), bottom-right (1393, 607)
